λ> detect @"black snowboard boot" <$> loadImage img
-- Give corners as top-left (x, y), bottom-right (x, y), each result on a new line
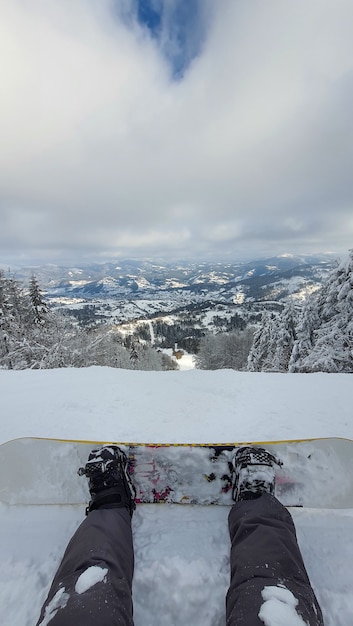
top-left (79, 445), bottom-right (136, 516)
top-left (231, 446), bottom-right (282, 502)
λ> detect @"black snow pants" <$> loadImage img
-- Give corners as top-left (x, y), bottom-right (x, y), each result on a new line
top-left (226, 493), bottom-right (324, 625)
top-left (36, 508), bottom-right (134, 626)
top-left (36, 495), bottom-right (323, 626)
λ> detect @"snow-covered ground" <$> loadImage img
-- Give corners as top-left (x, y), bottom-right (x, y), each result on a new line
top-left (0, 368), bottom-right (352, 626)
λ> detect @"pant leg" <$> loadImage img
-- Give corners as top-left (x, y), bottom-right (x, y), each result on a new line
top-left (226, 494), bottom-right (323, 626)
top-left (36, 508), bottom-right (134, 626)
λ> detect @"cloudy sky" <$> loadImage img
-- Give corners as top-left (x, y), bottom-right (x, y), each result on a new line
top-left (1, 0), bottom-right (353, 266)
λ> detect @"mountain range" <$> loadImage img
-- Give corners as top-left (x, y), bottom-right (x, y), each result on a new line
top-left (7, 254), bottom-right (337, 333)
top-left (13, 253), bottom-right (336, 304)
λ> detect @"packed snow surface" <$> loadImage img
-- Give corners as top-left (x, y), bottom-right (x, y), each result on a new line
top-left (0, 367), bottom-right (352, 626)
top-left (0, 367), bottom-right (352, 443)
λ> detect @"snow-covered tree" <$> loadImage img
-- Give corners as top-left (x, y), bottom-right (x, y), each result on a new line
top-left (0, 273), bottom-right (74, 369)
top-left (299, 251), bottom-right (353, 372)
top-left (132, 342), bottom-right (177, 371)
top-left (0, 274), bottom-right (30, 369)
top-left (0, 271), bottom-right (12, 367)
top-left (130, 342), bottom-right (139, 368)
top-left (248, 248), bottom-right (353, 375)
top-left (0, 272), bottom-right (180, 371)
top-left (271, 301), bottom-right (297, 372)
top-left (196, 329), bottom-right (254, 371)
top-left (29, 275), bottom-right (49, 325)
top-left (195, 334), bottom-right (225, 370)
top-left (247, 312), bottom-right (278, 372)
top-left (289, 296), bottom-right (321, 372)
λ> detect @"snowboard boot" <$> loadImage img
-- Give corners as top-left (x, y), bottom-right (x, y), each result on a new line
top-left (231, 446), bottom-right (282, 502)
top-left (78, 445), bottom-right (136, 516)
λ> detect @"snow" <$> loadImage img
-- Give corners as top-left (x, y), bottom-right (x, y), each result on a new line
top-left (0, 367), bottom-right (352, 626)
top-left (37, 587), bottom-right (70, 626)
top-left (259, 586), bottom-right (307, 626)
top-left (0, 368), bottom-right (351, 443)
top-left (75, 566), bottom-right (108, 594)
top-left (162, 347), bottom-right (196, 370)
top-left (177, 351), bottom-right (195, 370)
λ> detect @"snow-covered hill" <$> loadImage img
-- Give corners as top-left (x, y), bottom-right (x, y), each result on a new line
top-left (0, 368), bottom-right (352, 626)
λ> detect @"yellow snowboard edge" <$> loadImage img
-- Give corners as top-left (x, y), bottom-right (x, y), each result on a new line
top-left (2, 435), bottom-right (352, 447)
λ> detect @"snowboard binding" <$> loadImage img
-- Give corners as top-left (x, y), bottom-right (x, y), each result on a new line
top-left (232, 446), bottom-right (282, 502)
top-left (78, 445), bottom-right (136, 516)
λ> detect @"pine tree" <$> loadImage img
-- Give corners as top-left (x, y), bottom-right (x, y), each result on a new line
top-left (300, 251), bottom-right (353, 372)
top-left (0, 274), bottom-right (30, 369)
top-left (247, 312), bottom-right (278, 371)
top-left (0, 272), bottom-right (78, 369)
top-left (248, 250), bottom-right (352, 373)
top-left (289, 295), bottom-right (320, 372)
top-left (0, 271), bottom-right (12, 367)
top-left (130, 342), bottom-right (139, 368)
top-left (29, 275), bottom-right (49, 325)
top-left (271, 301), bottom-right (297, 372)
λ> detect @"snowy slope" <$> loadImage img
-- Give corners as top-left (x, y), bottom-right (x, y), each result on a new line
top-left (1, 367), bottom-right (352, 443)
top-left (0, 368), bottom-right (352, 626)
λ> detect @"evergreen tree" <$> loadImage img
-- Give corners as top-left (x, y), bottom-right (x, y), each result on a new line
top-left (289, 295), bottom-right (320, 372)
top-left (0, 271), bottom-right (12, 367)
top-left (130, 342), bottom-right (139, 368)
top-left (247, 303), bottom-right (298, 373)
top-left (300, 251), bottom-right (353, 372)
top-left (29, 275), bottom-right (49, 325)
top-left (271, 301), bottom-right (297, 372)
top-left (0, 274), bottom-right (30, 369)
top-left (247, 312), bottom-right (278, 372)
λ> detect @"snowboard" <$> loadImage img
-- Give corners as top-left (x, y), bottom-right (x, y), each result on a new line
top-left (0, 437), bottom-right (352, 508)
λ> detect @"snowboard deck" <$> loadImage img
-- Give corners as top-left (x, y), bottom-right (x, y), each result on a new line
top-left (0, 436), bottom-right (352, 508)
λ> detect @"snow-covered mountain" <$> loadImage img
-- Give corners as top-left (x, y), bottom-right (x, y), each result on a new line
top-left (9, 255), bottom-right (337, 331)
top-left (12, 254), bottom-right (336, 302)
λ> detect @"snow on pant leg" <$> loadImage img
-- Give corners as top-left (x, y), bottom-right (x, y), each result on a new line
top-left (36, 508), bottom-right (134, 626)
top-left (226, 494), bottom-right (324, 626)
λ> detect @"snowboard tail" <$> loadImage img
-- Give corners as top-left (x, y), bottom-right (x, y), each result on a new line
top-left (0, 437), bottom-right (352, 509)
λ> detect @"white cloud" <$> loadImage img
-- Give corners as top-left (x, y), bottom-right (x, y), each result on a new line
top-left (0, 0), bottom-right (352, 263)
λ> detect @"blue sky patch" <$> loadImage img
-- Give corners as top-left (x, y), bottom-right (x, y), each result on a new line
top-left (136, 0), bottom-right (207, 78)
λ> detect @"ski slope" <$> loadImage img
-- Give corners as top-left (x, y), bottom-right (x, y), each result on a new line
top-left (0, 367), bottom-right (352, 626)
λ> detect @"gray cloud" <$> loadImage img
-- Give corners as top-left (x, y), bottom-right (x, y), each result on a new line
top-left (0, 0), bottom-right (352, 266)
